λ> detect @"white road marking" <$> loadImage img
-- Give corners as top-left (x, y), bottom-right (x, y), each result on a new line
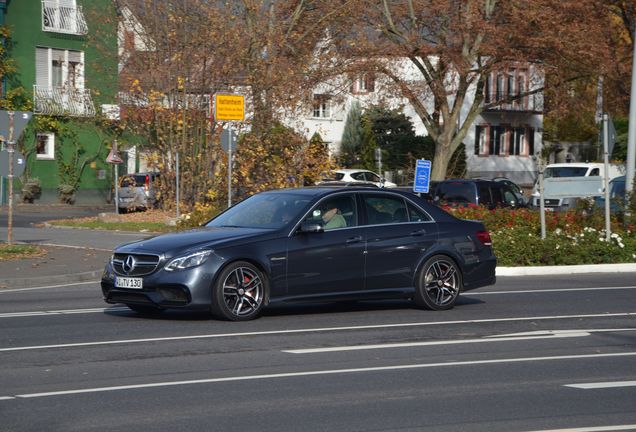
top-left (473, 286), bottom-right (636, 295)
top-left (1, 313), bottom-right (634, 352)
top-left (0, 281), bottom-right (98, 293)
top-left (284, 329), bottom-right (636, 354)
top-left (283, 332), bottom-right (591, 354)
top-left (564, 381), bottom-right (636, 389)
top-left (522, 425), bottom-right (636, 431)
top-left (1, 351), bottom-right (635, 400)
top-left (0, 307), bottom-right (128, 318)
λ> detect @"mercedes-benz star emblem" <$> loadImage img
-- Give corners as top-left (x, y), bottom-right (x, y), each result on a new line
top-left (123, 255), bottom-right (137, 274)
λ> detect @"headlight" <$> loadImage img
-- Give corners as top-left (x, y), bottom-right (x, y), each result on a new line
top-left (165, 250), bottom-right (213, 272)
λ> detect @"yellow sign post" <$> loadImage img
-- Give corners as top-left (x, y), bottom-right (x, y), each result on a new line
top-left (214, 94), bottom-right (245, 121)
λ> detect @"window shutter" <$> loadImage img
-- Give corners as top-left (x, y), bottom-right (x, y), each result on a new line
top-left (68, 50), bottom-right (82, 63)
top-left (35, 47), bottom-right (50, 87)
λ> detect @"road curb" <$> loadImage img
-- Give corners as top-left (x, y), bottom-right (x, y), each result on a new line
top-left (0, 270), bottom-right (102, 290)
top-left (497, 263), bottom-right (636, 276)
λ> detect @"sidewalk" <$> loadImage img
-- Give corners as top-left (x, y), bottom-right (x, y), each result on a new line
top-left (0, 245), bottom-right (112, 289)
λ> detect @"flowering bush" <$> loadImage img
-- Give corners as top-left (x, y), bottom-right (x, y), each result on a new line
top-left (442, 205), bottom-right (636, 266)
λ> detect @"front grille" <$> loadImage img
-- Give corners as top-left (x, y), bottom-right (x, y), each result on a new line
top-left (544, 199), bottom-right (560, 207)
top-left (112, 253), bottom-right (161, 276)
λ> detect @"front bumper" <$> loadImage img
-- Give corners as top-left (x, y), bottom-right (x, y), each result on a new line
top-left (101, 260), bottom-right (218, 311)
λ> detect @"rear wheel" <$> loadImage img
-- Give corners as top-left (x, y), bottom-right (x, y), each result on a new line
top-left (211, 261), bottom-right (266, 321)
top-left (414, 255), bottom-right (461, 310)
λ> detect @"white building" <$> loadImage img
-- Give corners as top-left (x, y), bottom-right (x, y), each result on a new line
top-left (298, 61), bottom-right (543, 186)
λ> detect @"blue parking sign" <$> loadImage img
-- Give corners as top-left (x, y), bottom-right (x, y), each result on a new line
top-left (413, 159), bottom-right (431, 193)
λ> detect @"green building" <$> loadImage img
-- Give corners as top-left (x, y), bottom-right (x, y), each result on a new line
top-left (2, 0), bottom-right (119, 204)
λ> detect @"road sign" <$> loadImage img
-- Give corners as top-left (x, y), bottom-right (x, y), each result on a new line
top-left (0, 149), bottom-right (26, 177)
top-left (214, 94), bottom-right (245, 121)
top-left (106, 148), bottom-right (124, 164)
top-left (413, 159), bottom-right (431, 193)
top-left (221, 129), bottom-right (237, 153)
top-left (0, 111), bottom-right (32, 142)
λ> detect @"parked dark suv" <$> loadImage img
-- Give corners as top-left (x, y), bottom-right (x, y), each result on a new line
top-left (434, 179), bottom-right (525, 209)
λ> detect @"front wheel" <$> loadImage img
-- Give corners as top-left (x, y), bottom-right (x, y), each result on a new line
top-left (414, 255), bottom-right (461, 311)
top-left (211, 261), bottom-right (266, 321)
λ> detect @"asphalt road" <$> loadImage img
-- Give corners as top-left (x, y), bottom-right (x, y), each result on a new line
top-left (0, 273), bottom-right (635, 432)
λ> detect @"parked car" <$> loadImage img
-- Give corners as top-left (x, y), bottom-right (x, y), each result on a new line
top-left (434, 179), bottom-right (525, 209)
top-left (101, 187), bottom-right (497, 320)
top-left (394, 180), bottom-right (440, 203)
top-left (491, 177), bottom-right (527, 206)
top-left (315, 180), bottom-right (379, 188)
top-left (117, 172), bottom-right (159, 213)
top-left (593, 175), bottom-right (626, 212)
top-left (331, 169), bottom-right (397, 188)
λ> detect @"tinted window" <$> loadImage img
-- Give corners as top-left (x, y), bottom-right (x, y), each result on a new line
top-left (436, 182), bottom-right (475, 204)
top-left (303, 194), bottom-right (357, 230)
top-left (351, 172), bottom-right (366, 181)
top-left (502, 187), bottom-right (517, 205)
top-left (333, 172), bottom-right (345, 181)
top-left (478, 184), bottom-right (491, 206)
top-left (544, 167), bottom-right (589, 178)
top-left (407, 202), bottom-right (432, 222)
top-left (362, 194), bottom-right (407, 225)
top-left (490, 185), bottom-right (504, 207)
top-left (365, 172), bottom-right (381, 182)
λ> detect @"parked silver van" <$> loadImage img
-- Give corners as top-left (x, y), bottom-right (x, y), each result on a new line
top-left (117, 172), bottom-right (159, 212)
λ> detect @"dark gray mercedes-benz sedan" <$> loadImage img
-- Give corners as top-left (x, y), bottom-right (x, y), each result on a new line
top-left (101, 187), bottom-right (496, 320)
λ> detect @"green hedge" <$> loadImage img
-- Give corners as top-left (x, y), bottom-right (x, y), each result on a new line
top-left (443, 205), bottom-right (636, 266)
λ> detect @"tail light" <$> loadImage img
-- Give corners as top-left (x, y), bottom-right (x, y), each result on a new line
top-left (144, 175), bottom-right (150, 191)
top-left (476, 230), bottom-right (492, 246)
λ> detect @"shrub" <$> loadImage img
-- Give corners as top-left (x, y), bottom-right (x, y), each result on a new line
top-left (443, 206), bottom-right (636, 266)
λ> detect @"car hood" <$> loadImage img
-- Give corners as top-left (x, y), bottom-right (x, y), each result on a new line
top-left (115, 226), bottom-right (275, 256)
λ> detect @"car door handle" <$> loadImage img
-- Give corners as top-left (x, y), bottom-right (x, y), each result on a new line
top-left (410, 229), bottom-right (427, 236)
top-left (346, 235), bottom-right (363, 244)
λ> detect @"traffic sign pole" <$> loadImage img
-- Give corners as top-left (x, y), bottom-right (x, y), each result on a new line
top-left (7, 112), bottom-right (14, 245)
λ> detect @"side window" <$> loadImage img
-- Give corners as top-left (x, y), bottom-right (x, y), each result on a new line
top-left (490, 187), bottom-right (505, 207)
top-left (590, 168), bottom-right (600, 176)
top-left (407, 202), bottom-right (432, 222)
top-left (365, 172), bottom-right (381, 182)
top-left (502, 188), bottom-right (517, 206)
top-left (304, 195), bottom-right (357, 231)
top-left (351, 172), bottom-right (366, 181)
top-left (478, 184), bottom-right (491, 207)
top-left (362, 194), bottom-right (407, 225)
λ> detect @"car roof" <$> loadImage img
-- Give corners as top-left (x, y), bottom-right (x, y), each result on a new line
top-left (334, 168), bottom-right (373, 174)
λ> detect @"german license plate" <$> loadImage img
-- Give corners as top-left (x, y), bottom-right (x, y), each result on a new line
top-left (115, 277), bottom-right (143, 289)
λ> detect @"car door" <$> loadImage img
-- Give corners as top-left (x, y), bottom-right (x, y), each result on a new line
top-left (285, 193), bottom-right (366, 298)
top-left (361, 192), bottom-right (438, 291)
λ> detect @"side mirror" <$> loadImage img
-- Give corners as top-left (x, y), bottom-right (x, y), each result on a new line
top-left (299, 221), bottom-right (324, 233)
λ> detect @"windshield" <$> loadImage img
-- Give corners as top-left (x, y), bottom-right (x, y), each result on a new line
top-left (544, 167), bottom-right (589, 178)
top-left (205, 192), bottom-right (312, 229)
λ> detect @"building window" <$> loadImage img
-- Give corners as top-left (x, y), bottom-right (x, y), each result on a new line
top-left (42, 0), bottom-right (88, 35)
top-left (352, 74), bottom-right (375, 94)
top-left (313, 94), bottom-right (331, 118)
top-left (36, 133), bottom-right (55, 160)
top-left (475, 125), bottom-right (488, 156)
top-left (512, 127), bottom-right (526, 155)
top-left (36, 47), bottom-right (84, 90)
top-left (489, 125), bottom-right (506, 155)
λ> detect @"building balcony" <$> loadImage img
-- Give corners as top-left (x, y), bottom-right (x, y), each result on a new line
top-left (41, 1), bottom-right (88, 35)
top-left (483, 92), bottom-right (544, 113)
top-left (33, 85), bottom-right (96, 117)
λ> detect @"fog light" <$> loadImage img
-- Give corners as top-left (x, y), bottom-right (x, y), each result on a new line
top-left (158, 287), bottom-right (188, 303)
